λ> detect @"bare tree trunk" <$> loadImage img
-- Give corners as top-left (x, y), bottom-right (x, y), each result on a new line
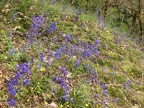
top-left (138, 0), bottom-right (143, 42)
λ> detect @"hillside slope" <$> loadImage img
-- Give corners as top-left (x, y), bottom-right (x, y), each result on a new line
top-left (0, 0), bottom-right (144, 108)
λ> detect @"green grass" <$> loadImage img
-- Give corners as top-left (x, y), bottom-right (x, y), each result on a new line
top-left (0, 0), bottom-right (144, 108)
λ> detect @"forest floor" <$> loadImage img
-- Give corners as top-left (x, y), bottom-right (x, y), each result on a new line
top-left (0, 0), bottom-right (144, 108)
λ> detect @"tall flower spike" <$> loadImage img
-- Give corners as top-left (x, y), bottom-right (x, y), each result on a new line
top-left (48, 22), bottom-right (56, 34)
top-left (40, 52), bottom-right (44, 62)
top-left (27, 13), bottom-right (46, 37)
top-left (75, 59), bottom-right (80, 68)
top-left (53, 74), bottom-right (58, 83)
top-left (60, 66), bottom-right (67, 76)
top-left (54, 48), bottom-right (62, 59)
top-left (13, 13), bottom-right (17, 22)
top-left (66, 34), bottom-right (72, 42)
top-left (7, 84), bottom-right (17, 96)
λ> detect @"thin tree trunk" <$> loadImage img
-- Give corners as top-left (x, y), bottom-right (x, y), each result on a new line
top-left (138, 0), bottom-right (143, 42)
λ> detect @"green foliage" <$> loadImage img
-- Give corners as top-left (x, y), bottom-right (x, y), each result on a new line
top-left (70, 85), bottom-right (91, 107)
top-left (0, 0), bottom-right (144, 108)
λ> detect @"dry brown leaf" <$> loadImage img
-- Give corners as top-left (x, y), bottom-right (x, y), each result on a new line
top-left (5, 4), bottom-right (9, 8)
top-left (49, 102), bottom-right (58, 108)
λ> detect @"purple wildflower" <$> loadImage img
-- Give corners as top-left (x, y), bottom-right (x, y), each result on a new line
top-left (7, 62), bottom-right (31, 106)
top-left (94, 94), bottom-right (99, 98)
top-left (7, 83), bottom-right (17, 96)
top-left (85, 64), bottom-right (89, 71)
top-left (17, 62), bottom-right (30, 75)
top-left (15, 72), bottom-right (22, 79)
top-left (101, 83), bottom-right (107, 90)
top-left (103, 90), bottom-right (108, 96)
top-left (48, 22), bottom-right (56, 34)
top-left (66, 34), bottom-right (72, 42)
top-left (92, 46), bottom-right (100, 55)
top-left (83, 48), bottom-right (92, 58)
top-left (8, 99), bottom-right (16, 106)
top-left (123, 82), bottom-right (127, 89)
top-left (70, 98), bottom-right (74, 103)
top-left (46, 58), bottom-right (51, 66)
top-left (53, 89), bottom-right (57, 93)
top-left (53, 36), bottom-right (57, 44)
top-left (51, 0), bottom-right (56, 5)
top-left (40, 52), bottom-right (44, 62)
top-left (10, 78), bottom-right (18, 84)
top-left (104, 106), bottom-right (107, 108)
top-left (59, 77), bottom-right (67, 87)
top-left (22, 46), bottom-right (26, 51)
top-left (23, 78), bottom-right (30, 85)
top-left (127, 80), bottom-right (133, 85)
top-left (95, 39), bottom-right (100, 45)
top-left (63, 95), bottom-right (69, 101)
top-left (114, 97), bottom-right (119, 102)
top-left (95, 8), bottom-right (99, 14)
top-left (26, 13), bottom-right (46, 37)
top-left (53, 74), bottom-right (58, 83)
top-left (94, 71), bottom-right (98, 77)
top-left (94, 101), bottom-right (99, 105)
top-left (75, 59), bottom-right (80, 68)
top-left (27, 39), bottom-right (31, 46)
top-left (54, 48), bottom-right (62, 59)
top-left (13, 13), bottom-right (17, 21)
top-left (121, 32), bottom-right (125, 38)
top-left (90, 76), bottom-right (94, 84)
top-left (66, 47), bottom-right (72, 57)
top-left (9, 48), bottom-right (15, 55)
top-left (52, 67), bottom-right (71, 102)
top-left (75, 12), bottom-right (79, 21)
top-left (102, 99), bottom-right (106, 105)
top-left (60, 66), bottom-right (67, 76)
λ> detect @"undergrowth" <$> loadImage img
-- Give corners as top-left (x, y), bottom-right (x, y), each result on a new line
top-left (0, 0), bottom-right (144, 108)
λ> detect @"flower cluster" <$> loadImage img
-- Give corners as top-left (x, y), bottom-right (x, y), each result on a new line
top-left (65, 34), bottom-right (72, 42)
top-left (48, 22), bottom-right (57, 34)
top-left (40, 52), bottom-right (45, 62)
top-left (7, 62), bottom-right (31, 106)
top-left (54, 48), bottom-right (63, 59)
top-left (51, 37), bottom-right (100, 70)
top-left (101, 83), bottom-right (108, 97)
top-left (26, 13), bottom-right (47, 37)
top-left (82, 41), bottom-right (100, 58)
top-left (101, 83), bottom-right (109, 107)
top-left (75, 59), bottom-right (81, 68)
top-left (90, 71), bottom-right (98, 84)
top-left (123, 79), bottom-right (133, 91)
top-left (53, 66), bottom-right (72, 102)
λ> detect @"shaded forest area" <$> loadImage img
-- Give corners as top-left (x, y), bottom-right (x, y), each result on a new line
top-left (60, 0), bottom-right (144, 43)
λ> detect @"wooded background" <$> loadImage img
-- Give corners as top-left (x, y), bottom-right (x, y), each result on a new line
top-left (59, 0), bottom-right (144, 42)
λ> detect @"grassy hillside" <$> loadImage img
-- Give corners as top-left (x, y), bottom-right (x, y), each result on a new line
top-left (0, 0), bottom-right (144, 108)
